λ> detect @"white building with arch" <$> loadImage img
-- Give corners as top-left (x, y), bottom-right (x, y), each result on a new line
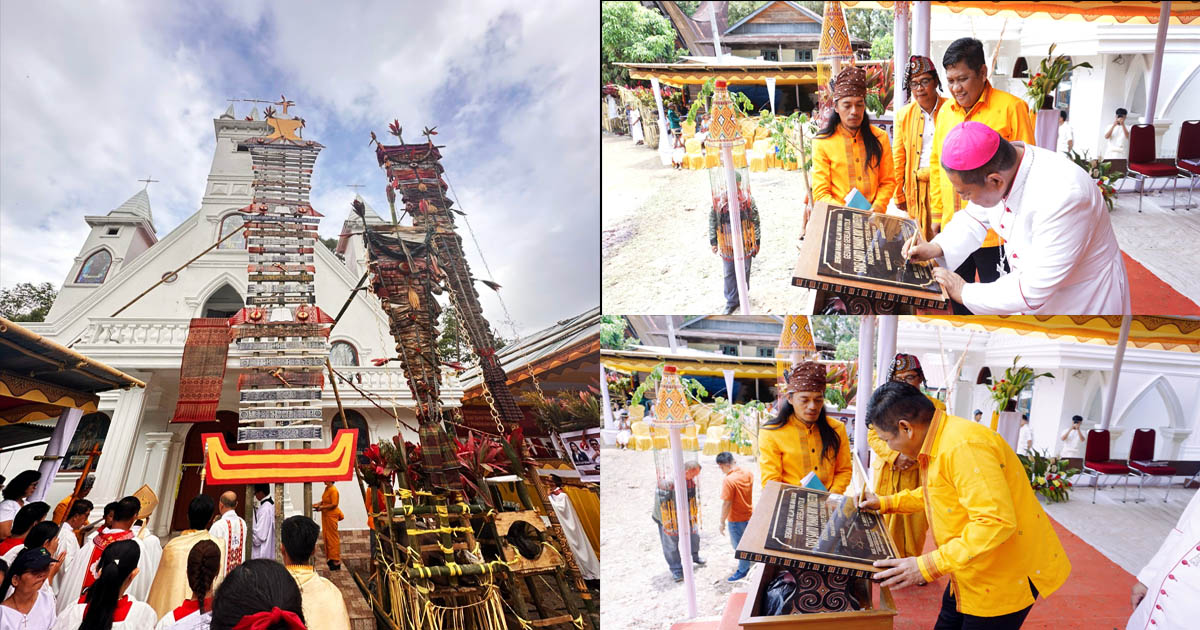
top-left (10, 105), bottom-right (457, 535)
top-left (895, 318), bottom-right (1200, 465)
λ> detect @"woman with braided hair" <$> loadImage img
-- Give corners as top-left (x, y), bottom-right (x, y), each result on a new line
top-left (154, 540), bottom-right (220, 630)
top-left (53, 540), bottom-right (156, 630)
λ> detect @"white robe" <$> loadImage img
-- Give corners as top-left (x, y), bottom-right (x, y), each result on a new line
top-left (547, 491), bottom-right (599, 580)
top-left (53, 523), bottom-right (82, 596)
top-left (251, 499), bottom-right (275, 561)
top-left (932, 143), bottom-right (1130, 315)
top-left (153, 600), bottom-right (212, 630)
top-left (1127, 490), bottom-right (1200, 630)
top-left (207, 512), bottom-right (247, 575)
top-left (0, 589), bottom-right (56, 630)
top-left (55, 530), bottom-right (162, 614)
top-left (54, 599), bottom-right (157, 630)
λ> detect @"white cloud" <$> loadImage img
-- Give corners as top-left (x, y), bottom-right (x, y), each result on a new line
top-left (0, 0), bottom-right (597, 336)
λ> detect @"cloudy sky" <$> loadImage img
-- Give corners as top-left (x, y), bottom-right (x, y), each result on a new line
top-left (0, 1), bottom-right (598, 337)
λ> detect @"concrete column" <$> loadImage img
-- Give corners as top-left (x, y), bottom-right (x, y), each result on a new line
top-left (875, 316), bottom-right (898, 387)
top-left (894, 1), bottom-right (911, 112)
top-left (600, 365), bottom-right (616, 431)
top-left (1143, 1), bottom-right (1172, 124)
top-left (90, 384), bottom-right (149, 507)
top-left (855, 316), bottom-right (877, 466)
top-left (651, 77), bottom-right (672, 166)
top-left (141, 432), bottom-right (174, 535)
top-left (32, 407), bottom-right (84, 502)
top-left (913, 2), bottom-right (931, 58)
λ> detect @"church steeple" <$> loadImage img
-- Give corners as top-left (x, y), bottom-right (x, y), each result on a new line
top-left (107, 188), bottom-right (154, 228)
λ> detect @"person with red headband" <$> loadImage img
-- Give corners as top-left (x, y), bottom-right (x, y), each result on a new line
top-left (903, 120), bottom-right (1130, 314)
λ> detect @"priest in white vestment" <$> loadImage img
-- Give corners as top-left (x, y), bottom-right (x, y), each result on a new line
top-left (251, 485), bottom-right (275, 561)
top-left (207, 492), bottom-right (247, 576)
top-left (904, 121), bottom-right (1130, 315)
top-left (1127, 490), bottom-right (1200, 630)
top-left (53, 500), bottom-right (89, 597)
top-left (280, 516), bottom-right (351, 630)
top-left (146, 496), bottom-right (226, 619)
top-left (56, 496), bottom-right (161, 614)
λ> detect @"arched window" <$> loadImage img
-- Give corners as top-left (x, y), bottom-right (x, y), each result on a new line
top-left (332, 410), bottom-right (371, 456)
top-left (61, 412), bottom-right (110, 471)
top-left (217, 214), bottom-right (246, 250)
top-left (1012, 57), bottom-right (1029, 79)
top-left (330, 341), bottom-right (359, 366)
top-left (202, 284), bottom-right (244, 318)
top-left (75, 250), bottom-right (112, 284)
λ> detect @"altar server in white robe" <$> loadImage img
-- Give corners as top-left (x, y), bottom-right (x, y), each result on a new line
top-left (904, 121), bottom-right (1130, 314)
top-left (56, 497), bottom-right (161, 614)
top-left (54, 540), bottom-right (157, 630)
top-left (207, 493), bottom-right (247, 576)
top-left (1127, 490), bottom-right (1200, 630)
top-left (153, 540), bottom-right (219, 630)
top-left (250, 485), bottom-right (275, 561)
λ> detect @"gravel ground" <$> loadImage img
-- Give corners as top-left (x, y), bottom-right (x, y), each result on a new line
top-left (602, 133), bottom-right (816, 314)
top-left (600, 445), bottom-right (763, 629)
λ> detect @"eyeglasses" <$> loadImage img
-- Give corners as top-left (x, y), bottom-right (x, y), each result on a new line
top-left (909, 78), bottom-right (935, 90)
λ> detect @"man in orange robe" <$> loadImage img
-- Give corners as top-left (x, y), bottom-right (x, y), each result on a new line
top-left (313, 480), bottom-right (344, 571)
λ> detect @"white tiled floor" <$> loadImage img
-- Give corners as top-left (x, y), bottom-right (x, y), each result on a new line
top-left (1109, 179), bottom-right (1200, 307)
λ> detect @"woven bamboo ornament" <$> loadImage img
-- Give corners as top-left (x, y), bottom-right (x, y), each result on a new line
top-left (706, 81), bottom-right (743, 149)
top-left (818, 1), bottom-right (855, 62)
top-left (653, 365), bottom-right (694, 427)
top-left (776, 315), bottom-right (816, 359)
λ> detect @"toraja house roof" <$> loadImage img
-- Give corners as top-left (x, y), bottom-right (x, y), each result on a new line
top-left (0, 317), bottom-right (145, 425)
top-left (460, 307), bottom-right (600, 401)
top-left (698, 1), bottom-right (867, 49)
top-left (108, 188), bottom-right (153, 226)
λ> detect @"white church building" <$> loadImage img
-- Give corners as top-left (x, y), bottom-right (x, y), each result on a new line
top-left (11, 105), bottom-right (450, 535)
top-left (895, 318), bottom-right (1200, 464)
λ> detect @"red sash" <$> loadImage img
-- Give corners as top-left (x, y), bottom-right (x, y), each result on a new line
top-left (173, 598), bottom-right (213, 621)
top-left (81, 529), bottom-right (135, 593)
top-left (0, 535), bottom-right (25, 555)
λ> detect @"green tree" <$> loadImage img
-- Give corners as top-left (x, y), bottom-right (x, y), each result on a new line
top-left (438, 303), bottom-right (471, 364)
top-left (726, 1), bottom-right (767, 24)
top-left (320, 237), bottom-right (338, 253)
top-left (834, 337), bottom-right (860, 362)
top-left (602, 2), bottom-right (685, 86)
top-left (870, 32), bottom-right (893, 61)
top-left (810, 315), bottom-right (860, 350)
top-left (600, 315), bottom-right (638, 350)
top-left (0, 282), bottom-right (57, 322)
top-left (847, 8), bottom-right (893, 46)
top-left (676, 1), bottom-right (701, 16)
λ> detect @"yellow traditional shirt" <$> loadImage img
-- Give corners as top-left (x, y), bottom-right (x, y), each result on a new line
top-left (929, 82), bottom-right (1035, 246)
top-left (812, 123), bottom-right (897, 214)
top-left (879, 410), bottom-right (1071, 617)
top-left (892, 96), bottom-right (947, 208)
top-left (759, 413), bottom-right (853, 493)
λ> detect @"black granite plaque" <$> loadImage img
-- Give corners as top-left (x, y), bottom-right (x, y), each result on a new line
top-left (763, 486), bottom-right (895, 569)
top-left (819, 206), bottom-right (941, 295)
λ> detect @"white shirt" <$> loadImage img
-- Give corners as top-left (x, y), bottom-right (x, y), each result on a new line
top-left (54, 600), bottom-right (157, 630)
top-left (1127, 490), bottom-right (1200, 630)
top-left (0, 500), bottom-right (22, 524)
top-left (154, 603), bottom-right (212, 630)
top-left (918, 106), bottom-right (936, 169)
top-left (932, 143), bottom-right (1130, 315)
top-left (251, 499), bottom-right (275, 561)
top-left (56, 530), bottom-right (162, 614)
top-left (1105, 124), bottom-right (1129, 159)
top-left (1057, 123), bottom-right (1073, 153)
top-left (0, 589), bottom-right (56, 630)
top-left (1058, 428), bottom-right (1086, 458)
top-left (1018, 425), bottom-right (1033, 455)
top-left (208, 511), bottom-right (247, 575)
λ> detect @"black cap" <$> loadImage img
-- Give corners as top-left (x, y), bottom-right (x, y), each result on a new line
top-left (10, 547), bottom-right (59, 574)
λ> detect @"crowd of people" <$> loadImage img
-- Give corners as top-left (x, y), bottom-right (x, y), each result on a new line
top-left (643, 352), bottom-right (1195, 629)
top-left (0, 471), bottom-right (351, 630)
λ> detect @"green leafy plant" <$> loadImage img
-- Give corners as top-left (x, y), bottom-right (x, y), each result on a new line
top-left (685, 77), bottom-right (755, 126)
top-left (629, 362), bottom-right (709, 407)
top-left (863, 60), bottom-right (894, 117)
top-left (709, 397), bottom-right (768, 451)
top-left (601, 2), bottom-right (685, 86)
top-left (823, 363), bottom-right (858, 410)
top-left (990, 356), bottom-right (1054, 413)
top-left (521, 388), bottom-right (602, 434)
top-left (754, 110), bottom-right (813, 169)
top-left (1066, 149), bottom-right (1124, 211)
top-left (1024, 44), bottom-right (1092, 109)
top-left (1017, 449), bottom-right (1080, 503)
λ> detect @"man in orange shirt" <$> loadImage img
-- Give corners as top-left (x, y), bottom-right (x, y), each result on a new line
top-left (810, 66), bottom-right (897, 215)
top-left (716, 451), bottom-right (754, 582)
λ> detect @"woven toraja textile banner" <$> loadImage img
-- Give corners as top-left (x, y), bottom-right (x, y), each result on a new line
top-left (203, 429), bottom-right (358, 484)
top-left (171, 318), bottom-right (232, 423)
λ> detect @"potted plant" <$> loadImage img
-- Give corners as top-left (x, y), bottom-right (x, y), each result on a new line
top-left (990, 356), bottom-right (1054, 413)
top-left (1066, 148), bottom-right (1124, 211)
top-left (1024, 44), bottom-right (1092, 149)
top-left (1018, 448), bottom-right (1081, 503)
top-left (685, 78), bottom-right (755, 129)
top-left (863, 60), bottom-right (895, 118)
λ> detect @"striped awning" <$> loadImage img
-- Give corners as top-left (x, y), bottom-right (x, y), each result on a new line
top-left (842, 1), bottom-right (1200, 25)
top-left (910, 315), bottom-right (1200, 353)
top-left (601, 350), bottom-right (779, 379)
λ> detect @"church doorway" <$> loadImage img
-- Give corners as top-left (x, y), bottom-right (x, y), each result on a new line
top-left (170, 410), bottom-right (248, 532)
top-left (202, 284), bottom-right (244, 318)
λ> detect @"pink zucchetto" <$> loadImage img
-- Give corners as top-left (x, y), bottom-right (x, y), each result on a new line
top-left (941, 121), bottom-right (1001, 171)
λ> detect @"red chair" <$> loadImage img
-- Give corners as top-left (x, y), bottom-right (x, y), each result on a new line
top-left (1176, 120), bottom-right (1200, 209)
top-left (1128, 124), bottom-right (1182, 212)
top-left (1125, 428), bottom-right (1177, 503)
top-left (1082, 429), bottom-right (1129, 503)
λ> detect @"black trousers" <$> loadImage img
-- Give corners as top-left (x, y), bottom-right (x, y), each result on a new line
top-left (950, 246), bottom-right (1009, 315)
top-left (933, 580), bottom-right (1038, 630)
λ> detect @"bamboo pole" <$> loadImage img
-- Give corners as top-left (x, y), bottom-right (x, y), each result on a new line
top-left (110, 223), bottom-right (249, 317)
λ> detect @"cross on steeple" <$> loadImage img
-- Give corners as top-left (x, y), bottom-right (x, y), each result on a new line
top-left (346, 184), bottom-right (366, 193)
top-left (138, 176), bottom-right (159, 190)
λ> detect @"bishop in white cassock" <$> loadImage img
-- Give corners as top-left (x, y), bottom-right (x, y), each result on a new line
top-left (56, 496), bottom-right (162, 614)
top-left (905, 121), bottom-right (1130, 315)
top-left (1128, 490), bottom-right (1200, 630)
top-left (251, 485), bottom-right (276, 561)
top-left (208, 491), bottom-right (247, 575)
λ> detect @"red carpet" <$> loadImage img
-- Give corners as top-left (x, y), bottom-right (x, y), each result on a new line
top-left (676, 515), bottom-right (1136, 630)
top-left (1122, 251), bottom-right (1200, 315)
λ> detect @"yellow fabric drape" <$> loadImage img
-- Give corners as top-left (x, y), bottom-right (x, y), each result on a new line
top-left (758, 414), bottom-right (853, 493)
top-left (812, 123), bottom-right (897, 214)
top-left (929, 82), bottom-right (1034, 245)
top-left (879, 411), bottom-right (1071, 617)
top-left (562, 486), bottom-right (600, 556)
